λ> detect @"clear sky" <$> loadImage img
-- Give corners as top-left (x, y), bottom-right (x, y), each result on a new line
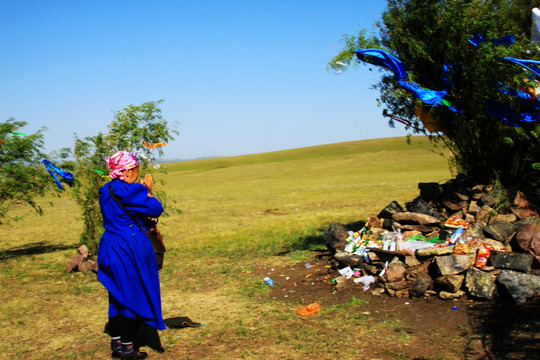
top-left (0, 0), bottom-right (408, 160)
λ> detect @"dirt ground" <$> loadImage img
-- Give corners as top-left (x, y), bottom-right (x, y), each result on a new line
top-left (255, 251), bottom-right (540, 360)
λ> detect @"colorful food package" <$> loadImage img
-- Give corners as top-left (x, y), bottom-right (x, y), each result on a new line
top-left (475, 245), bottom-right (491, 267)
top-left (453, 242), bottom-right (469, 255)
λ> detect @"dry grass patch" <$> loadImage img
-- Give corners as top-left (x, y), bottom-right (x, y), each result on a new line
top-left (0, 137), bottom-right (452, 359)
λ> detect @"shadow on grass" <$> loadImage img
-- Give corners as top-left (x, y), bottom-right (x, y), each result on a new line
top-left (278, 220), bottom-right (366, 255)
top-left (104, 316), bottom-right (203, 354)
top-left (0, 241), bottom-right (75, 260)
top-left (464, 296), bottom-right (540, 360)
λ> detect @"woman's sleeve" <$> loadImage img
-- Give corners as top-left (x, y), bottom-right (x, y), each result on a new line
top-left (115, 182), bottom-right (164, 218)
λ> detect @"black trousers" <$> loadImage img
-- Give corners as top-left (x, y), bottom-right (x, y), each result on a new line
top-left (109, 315), bottom-right (141, 343)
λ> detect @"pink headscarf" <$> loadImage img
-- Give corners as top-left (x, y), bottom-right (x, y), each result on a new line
top-left (106, 150), bottom-right (140, 180)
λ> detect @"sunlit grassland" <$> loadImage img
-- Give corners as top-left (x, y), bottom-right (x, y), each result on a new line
top-left (0, 136), bottom-right (451, 359)
top-left (159, 137), bottom-right (451, 259)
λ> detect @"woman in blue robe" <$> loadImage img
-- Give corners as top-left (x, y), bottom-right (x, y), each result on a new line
top-left (97, 150), bottom-right (164, 359)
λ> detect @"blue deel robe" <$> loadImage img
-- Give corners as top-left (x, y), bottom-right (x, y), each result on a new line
top-left (97, 179), bottom-right (165, 330)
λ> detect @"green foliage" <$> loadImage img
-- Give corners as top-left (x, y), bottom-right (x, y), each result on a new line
top-left (0, 118), bottom-right (51, 223)
top-left (329, 0), bottom-right (540, 187)
top-left (66, 100), bottom-right (178, 255)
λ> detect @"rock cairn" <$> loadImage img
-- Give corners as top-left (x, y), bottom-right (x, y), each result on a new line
top-left (65, 245), bottom-right (98, 274)
top-left (324, 175), bottom-right (540, 303)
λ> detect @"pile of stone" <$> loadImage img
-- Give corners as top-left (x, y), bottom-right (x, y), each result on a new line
top-left (65, 245), bottom-right (98, 274)
top-left (324, 175), bottom-right (540, 303)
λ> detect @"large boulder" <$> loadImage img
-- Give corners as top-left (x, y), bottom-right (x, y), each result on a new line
top-left (497, 270), bottom-right (540, 303)
top-left (515, 222), bottom-right (540, 267)
top-left (324, 223), bottom-right (349, 254)
top-left (488, 250), bottom-right (534, 272)
top-left (435, 254), bottom-right (472, 276)
top-left (483, 221), bottom-right (517, 244)
top-left (405, 197), bottom-right (442, 219)
top-left (392, 212), bottom-right (441, 225)
top-left (465, 267), bottom-right (498, 300)
top-left (409, 273), bottom-right (433, 297)
top-left (377, 201), bottom-right (403, 219)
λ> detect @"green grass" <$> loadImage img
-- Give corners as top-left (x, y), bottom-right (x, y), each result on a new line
top-left (0, 136), bottom-right (454, 359)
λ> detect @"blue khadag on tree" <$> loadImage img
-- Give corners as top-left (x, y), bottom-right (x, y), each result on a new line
top-left (328, 0), bottom-right (540, 188)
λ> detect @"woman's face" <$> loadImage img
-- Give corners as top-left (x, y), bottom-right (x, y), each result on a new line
top-left (123, 166), bottom-right (140, 184)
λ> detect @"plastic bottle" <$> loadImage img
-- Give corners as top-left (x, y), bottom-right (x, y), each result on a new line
top-left (344, 239), bottom-right (355, 253)
top-left (391, 229), bottom-right (403, 251)
top-left (382, 232), bottom-right (390, 250)
top-left (396, 228), bottom-right (403, 242)
top-left (389, 233), bottom-right (397, 251)
top-left (263, 277), bottom-right (274, 286)
top-left (449, 227), bottom-right (463, 244)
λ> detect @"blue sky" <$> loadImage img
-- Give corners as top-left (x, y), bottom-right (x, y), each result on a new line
top-left (0, 0), bottom-right (408, 160)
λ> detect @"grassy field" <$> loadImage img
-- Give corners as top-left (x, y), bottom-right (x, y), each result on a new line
top-left (0, 136), bottom-right (453, 359)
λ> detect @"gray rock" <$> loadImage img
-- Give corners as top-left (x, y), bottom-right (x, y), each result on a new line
top-left (497, 270), bottom-right (540, 303)
top-left (385, 280), bottom-right (411, 291)
top-left (388, 257), bottom-right (407, 268)
top-left (510, 206), bottom-right (539, 220)
top-left (443, 200), bottom-right (469, 211)
top-left (467, 222), bottom-right (486, 239)
top-left (417, 246), bottom-right (453, 257)
top-left (465, 267), bottom-right (497, 300)
top-left (483, 221), bottom-right (517, 244)
top-left (393, 223), bottom-right (437, 233)
top-left (392, 212), bottom-right (441, 225)
top-left (476, 205), bottom-right (495, 223)
top-left (517, 217), bottom-right (540, 227)
top-left (405, 197), bottom-right (442, 219)
top-left (468, 201), bottom-right (481, 215)
top-left (334, 250), bottom-right (363, 267)
top-left (407, 260), bottom-right (430, 277)
top-left (489, 250), bottom-right (533, 272)
top-left (476, 238), bottom-right (508, 251)
top-left (418, 182), bottom-right (444, 202)
top-left (404, 255), bottom-right (421, 267)
top-left (409, 273), bottom-right (433, 297)
top-left (382, 265), bottom-right (407, 283)
top-left (479, 193), bottom-right (498, 207)
top-left (65, 254), bottom-right (84, 273)
top-left (324, 223), bottom-right (349, 254)
top-left (435, 274), bottom-right (464, 293)
top-left (471, 185), bottom-right (485, 200)
top-left (490, 214), bottom-right (517, 224)
top-left (515, 223), bottom-right (540, 265)
top-left (439, 290), bottom-right (465, 299)
top-left (378, 201), bottom-right (404, 219)
top-left (78, 245), bottom-right (89, 259)
top-left (435, 254), bottom-right (472, 275)
top-left (78, 260), bottom-right (95, 274)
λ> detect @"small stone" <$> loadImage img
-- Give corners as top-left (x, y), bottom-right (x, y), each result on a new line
top-left (438, 290), bottom-right (465, 299)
